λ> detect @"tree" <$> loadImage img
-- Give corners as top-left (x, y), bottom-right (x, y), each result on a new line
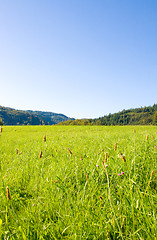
top-left (153, 111), bottom-right (157, 125)
top-left (0, 118), bottom-right (3, 125)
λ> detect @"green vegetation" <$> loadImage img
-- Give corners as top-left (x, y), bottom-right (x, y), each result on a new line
top-left (1, 104), bottom-right (157, 126)
top-left (0, 125), bottom-right (156, 239)
top-left (0, 106), bottom-right (74, 125)
top-left (58, 104), bottom-right (157, 126)
top-left (0, 118), bottom-right (3, 125)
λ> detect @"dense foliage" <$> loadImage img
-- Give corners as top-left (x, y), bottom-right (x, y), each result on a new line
top-left (0, 118), bottom-right (3, 125)
top-left (58, 104), bottom-right (157, 126)
top-left (0, 106), bottom-right (74, 125)
top-left (0, 126), bottom-right (156, 239)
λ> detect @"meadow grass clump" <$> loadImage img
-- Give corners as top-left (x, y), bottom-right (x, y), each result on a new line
top-left (0, 125), bottom-right (156, 239)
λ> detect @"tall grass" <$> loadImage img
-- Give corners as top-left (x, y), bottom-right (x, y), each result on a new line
top-left (0, 126), bottom-right (156, 239)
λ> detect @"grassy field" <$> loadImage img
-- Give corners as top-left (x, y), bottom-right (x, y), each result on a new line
top-left (0, 125), bottom-right (156, 239)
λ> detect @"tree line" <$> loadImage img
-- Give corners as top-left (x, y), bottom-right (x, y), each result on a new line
top-left (58, 104), bottom-right (157, 126)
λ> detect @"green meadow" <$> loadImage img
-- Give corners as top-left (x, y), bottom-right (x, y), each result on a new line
top-left (0, 126), bottom-right (156, 239)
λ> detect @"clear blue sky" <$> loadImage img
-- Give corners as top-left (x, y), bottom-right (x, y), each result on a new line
top-left (0, 0), bottom-right (157, 118)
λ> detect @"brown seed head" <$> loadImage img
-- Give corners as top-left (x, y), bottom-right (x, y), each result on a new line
top-left (99, 196), bottom-right (103, 200)
top-left (120, 154), bottom-right (126, 162)
top-left (43, 135), bottom-right (46, 142)
top-left (114, 142), bottom-right (117, 151)
top-left (67, 148), bottom-right (72, 155)
top-left (134, 129), bottom-right (136, 133)
top-left (151, 170), bottom-right (154, 177)
top-left (105, 152), bottom-right (109, 162)
top-left (53, 180), bottom-right (57, 183)
top-left (39, 151), bottom-right (42, 158)
top-left (6, 187), bottom-right (11, 200)
top-left (0, 126), bottom-right (2, 133)
top-left (146, 134), bottom-right (149, 140)
top-left (16, 149), bottom-right (18, 154)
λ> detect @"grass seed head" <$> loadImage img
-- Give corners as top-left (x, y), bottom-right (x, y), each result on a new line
top-left (6, 187), bottom-right (11, 200)
top-left (67, 148), bottom-right (72, 155)
top-left (105, 152), bottom-right (109, 162)
top-left (43, 135), bottom-right (46, 142)
top-left (114, 142), bottom-right (117, 151)
top-left (151, 170), bottom-right (154, 177)
top-left (146, 134), bottom-right (149, 140)
top-left (120, 153), bottom-right (126, 162)
top-left (16, 149), bottom-right (18, 154)
top-left (39, 151), bottom-right (42, 158)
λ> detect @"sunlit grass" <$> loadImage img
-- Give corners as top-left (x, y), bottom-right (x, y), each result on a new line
top-left (0, 126), bottom-right (156, 239)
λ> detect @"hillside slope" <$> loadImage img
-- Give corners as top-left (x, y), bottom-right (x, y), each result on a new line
top-left (0, 106), bottom-right (74, 125)
top-left (58, 104), bottom-right (157, 125)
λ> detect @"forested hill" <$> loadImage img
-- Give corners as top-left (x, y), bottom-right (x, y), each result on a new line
top-left (58, 104), bottom-right (157, 126)
top-left (0, 106), bottom-right (74, 125)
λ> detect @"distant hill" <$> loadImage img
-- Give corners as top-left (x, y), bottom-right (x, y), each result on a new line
top-left (58, 104), bottom-right (157, 126)
top-left (0, 106), bottom-right (74, 125)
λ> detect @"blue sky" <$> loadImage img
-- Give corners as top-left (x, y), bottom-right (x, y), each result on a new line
top-left (0, 0), bottom-right (157, 118)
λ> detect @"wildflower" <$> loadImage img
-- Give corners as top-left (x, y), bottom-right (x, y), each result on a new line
top-left (155, 146), bottom-right (157, 148)
top-left (33, 204), bottom-right (35, 206)
top-left (96, 165), bottom-right (99, 168)
top-left (118, 173), bottom-right (121, 176)
top-left (121, 172), bottom-right (124, 175)
top-left (105, 165), bottom-right (108, 168)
